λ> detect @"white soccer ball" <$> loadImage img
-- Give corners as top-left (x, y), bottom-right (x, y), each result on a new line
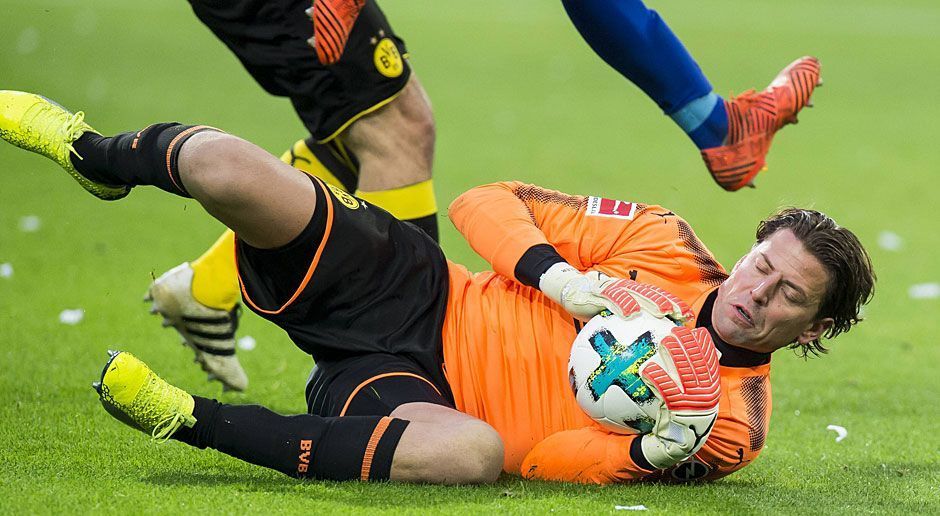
top-left (569, 309), bottom-right (680, 434)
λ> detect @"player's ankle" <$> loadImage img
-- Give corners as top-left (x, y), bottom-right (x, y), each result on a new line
top-left (670, 92), bottom-right (728, 149)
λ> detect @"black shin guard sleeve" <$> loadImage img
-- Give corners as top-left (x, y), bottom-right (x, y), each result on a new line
top-left (174, 397), bottom-right (409, 481)
top-left (70, 124), bottom-right (218, 197)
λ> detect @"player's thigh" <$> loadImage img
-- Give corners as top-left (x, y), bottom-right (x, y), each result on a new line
top-left (341, 74), bottom-right (436, 191)
top-left (178, 132), bottom-right (316, 249)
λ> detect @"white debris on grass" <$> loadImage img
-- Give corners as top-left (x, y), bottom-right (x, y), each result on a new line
top-left (908, 283), bottom-right (940, 300)
top-left (0, 263), bottom-right (12, 278)
top-left (237, 335), bottom-right (257, 351)
top-left (18, 215), bottom-right (41, 232)
top-left (876, 230), bottom-right (903, 251)
top-left (615, 505), bottom-right (648, 511)
top-left (827, 424), bottom-right (848, 443)
top-left (59, 309), bottom-right (85, 325)
top-left (16, 27), bottom-right (40, 55)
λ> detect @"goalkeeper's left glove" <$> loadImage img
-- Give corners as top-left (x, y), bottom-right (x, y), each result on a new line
top-left (538, 262), bottom-right (694, 323)
top-left (637, 326), bottom-right (722, 469)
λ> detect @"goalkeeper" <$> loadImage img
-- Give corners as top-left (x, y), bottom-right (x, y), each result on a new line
top-left (0, 93), bottom-right (873, 484)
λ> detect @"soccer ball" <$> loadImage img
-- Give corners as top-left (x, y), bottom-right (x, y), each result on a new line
top-left (568, 309), bottom-right (681, 434)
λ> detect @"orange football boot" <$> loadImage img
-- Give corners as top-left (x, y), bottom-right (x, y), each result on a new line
top-left (701, 56), bottom-right (821, 191)
top-left (311, 0), bottom-right (366, 65)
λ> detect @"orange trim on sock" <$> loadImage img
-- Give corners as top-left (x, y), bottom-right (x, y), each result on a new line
top-left (236, 178), bottom-right (334, 315)
top-left (361, 417), bottom-right (392, 481)
top-left (339, 372), bottom-right (443, 417)
top-left (165, 125), bottom-right (215, 194)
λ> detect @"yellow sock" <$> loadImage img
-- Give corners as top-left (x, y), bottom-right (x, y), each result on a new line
top-left (190, 230), bottom-right (240, 311)
top-left (280, 138), bottom-right (356, 191)
top-left (355, 179), bottom-right (437, 221)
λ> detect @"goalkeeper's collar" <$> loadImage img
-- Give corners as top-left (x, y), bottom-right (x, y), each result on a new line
top-left (697, 291), bottom-right (771, 368)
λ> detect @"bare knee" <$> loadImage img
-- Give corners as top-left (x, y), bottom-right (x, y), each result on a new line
top-left (175, 131), bottom-right (317, 248)
top-left (178, 132), bottom-right (254, 202)
top-left (447, 419), bottom-right (504, 484)
top-left (391, 409), bottom-right (504, 484)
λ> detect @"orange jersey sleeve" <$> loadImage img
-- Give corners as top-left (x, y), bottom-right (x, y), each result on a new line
top-left (447, 181), bottom-right (727, 306)
top-left (519, 363), bottom-right (772, 484)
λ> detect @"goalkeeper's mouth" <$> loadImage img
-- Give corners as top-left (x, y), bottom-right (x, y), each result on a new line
top-left (734, 304), bottom-right (754, 325)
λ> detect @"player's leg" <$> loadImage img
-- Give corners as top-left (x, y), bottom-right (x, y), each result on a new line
top-left (304, 354), bottom-right (504, 482)
top-left (293, 1), bottom-right (440, 241)
top-left (161, 1), bottom-right (436, 391)
top-left (561, 0), bottom-right (821, 191)
top-left (0, 92), bottom-right (315, 250)
top-left (190, 0), bottom-right (439, 240)
top-left (388, 402), bottom-right (504, 482)
top-left (337, 73), bottom-right (439, 240)
top-left (95, 350), bottom-right (502, 483)
top-left (143, 136), bottom-right (360, 392)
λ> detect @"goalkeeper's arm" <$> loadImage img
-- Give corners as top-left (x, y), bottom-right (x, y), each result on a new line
top-left (448, 182), bottom-right (648, 288)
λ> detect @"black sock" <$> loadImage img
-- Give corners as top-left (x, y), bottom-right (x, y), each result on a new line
top-left (70, 123), bottom-right (219, 197)
top-left (173, 396), bottom-right (409, 481)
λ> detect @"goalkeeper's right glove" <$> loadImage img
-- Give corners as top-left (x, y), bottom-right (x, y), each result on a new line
top-left (637, 326), bottom-right (722, 470)
top-left (538, 262), bottom-right (694, 323)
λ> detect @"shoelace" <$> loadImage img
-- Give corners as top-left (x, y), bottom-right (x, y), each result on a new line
top-left (60, 111), bottom-right (88, 160)
top-left (152, 412), bottom-right (187, 442)
top-left (131, 374), bottom-right (190, 442)
top-left (23, 103), bottom-right (87, 159)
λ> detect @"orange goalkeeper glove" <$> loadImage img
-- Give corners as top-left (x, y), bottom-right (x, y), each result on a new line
top-left (638, 326), bottom-right (721, 469)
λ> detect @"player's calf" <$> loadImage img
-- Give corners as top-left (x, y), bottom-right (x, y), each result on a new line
top-left (343, 75), bottom-right (440, 240)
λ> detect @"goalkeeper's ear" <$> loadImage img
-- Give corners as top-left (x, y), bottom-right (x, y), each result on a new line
top-left (795, 317), bottom-right (834, 345)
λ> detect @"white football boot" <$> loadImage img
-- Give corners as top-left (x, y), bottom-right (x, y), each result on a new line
top-left (144, 263), bottom-right (248, 391)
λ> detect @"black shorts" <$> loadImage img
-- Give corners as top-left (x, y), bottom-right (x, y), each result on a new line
top-left (188, 0), bottom-right (411, 142)
top-left (305, 353), bottom-right (452, 417)
top-left (234, 176), bottom-right (453, 411)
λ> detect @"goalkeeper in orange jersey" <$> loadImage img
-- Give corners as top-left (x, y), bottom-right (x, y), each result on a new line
top-left (0, 92), bottom-right (873, 484)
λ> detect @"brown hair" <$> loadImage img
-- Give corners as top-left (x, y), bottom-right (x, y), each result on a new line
top-left (756, 208), bottom-right (875, 357)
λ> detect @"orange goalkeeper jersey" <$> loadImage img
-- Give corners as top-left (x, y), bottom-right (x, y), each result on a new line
top-left (442, 182), bottom-right (773, 483)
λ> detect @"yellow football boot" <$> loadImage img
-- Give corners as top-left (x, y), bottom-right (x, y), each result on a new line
top-left (93, 351), bottom-right (196, 440)
top-left (0, 90), bottom-right (129, 200)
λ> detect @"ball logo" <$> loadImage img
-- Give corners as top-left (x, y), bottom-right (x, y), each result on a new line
top-left (373, 38), bottom-right (403, 78)
top-left (585, 328), bottom-right (657, 433)
top-left (327, 184), bottom-right (360, 210)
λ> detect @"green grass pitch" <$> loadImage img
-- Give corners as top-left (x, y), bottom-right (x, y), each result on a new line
top-left (1, 0), bottom-right (938, 513)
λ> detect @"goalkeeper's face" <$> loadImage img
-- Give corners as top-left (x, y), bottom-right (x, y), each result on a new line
top-left (712, 229), bottom-right (834, 354)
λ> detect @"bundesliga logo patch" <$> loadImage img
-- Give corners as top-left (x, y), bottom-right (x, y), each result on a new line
top-left (586, 196), bottom-right (636, 220)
